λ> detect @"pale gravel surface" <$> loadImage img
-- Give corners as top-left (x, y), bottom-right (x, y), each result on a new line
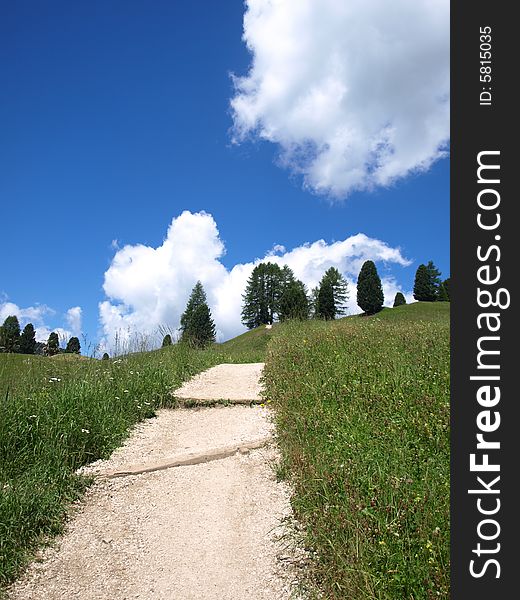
top-left (172, 363), bottom-right (264, 402)
top-left (8, 364), bottom-right (302, 600)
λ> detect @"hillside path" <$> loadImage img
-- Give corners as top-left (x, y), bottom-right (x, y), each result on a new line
top-left (8, 363), bottom-right (298, 600)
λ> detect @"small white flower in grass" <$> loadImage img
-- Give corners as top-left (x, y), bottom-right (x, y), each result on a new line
top-left (115, 396), bottom-right (120, 400)
top-left (81, 428), bottom-right (90, 434)
top-left (28, 415), bottom-right (37, 419)
top-left (123, 390), bottom-right (129, 393)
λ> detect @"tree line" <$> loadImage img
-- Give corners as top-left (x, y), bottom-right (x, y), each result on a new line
top-left (1, 260), bottom-right (449, 356)
top-left (0, 316), bottom-right (81, 355)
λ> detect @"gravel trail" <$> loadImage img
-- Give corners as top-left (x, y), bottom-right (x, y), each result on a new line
top-left (7, 363), bottom-right (298, 600)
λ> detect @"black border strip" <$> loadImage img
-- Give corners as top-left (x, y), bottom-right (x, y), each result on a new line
top-left (451, 2), bottom-right (516, 596)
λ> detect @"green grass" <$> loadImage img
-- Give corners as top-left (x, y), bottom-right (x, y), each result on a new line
top-left (0, 341), bottom-right (259, 589)
top-left (218, 323), bottom-right (276, 362)
top-left (262, 302), bottom-right (450, 599)
top-left (1, 305), bottom-right (450, 597)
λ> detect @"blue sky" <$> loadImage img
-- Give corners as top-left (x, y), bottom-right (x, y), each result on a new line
top-left (0, 0), bottom-right (449, 350)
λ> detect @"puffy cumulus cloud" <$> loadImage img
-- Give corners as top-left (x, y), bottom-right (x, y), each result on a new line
top-left (0, 300), bottom-right (79, 344)
top-left (231, 0), bottom-right (449, 198)
top-left (33, 326), bottom-right (73, 346)
top-left (100, 211), bottom-right (229, 349)
top-left (99, 211), bottom-right (412, 348)
top-left (66, 306), bottom-right (82, 337)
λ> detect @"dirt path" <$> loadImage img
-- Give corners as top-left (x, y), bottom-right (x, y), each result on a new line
top-left (8, 364), bottom-right (298, 600)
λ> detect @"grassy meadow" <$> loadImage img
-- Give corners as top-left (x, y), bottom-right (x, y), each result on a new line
top-left (263, 302), bottom-right (450, 599)
top-left (1, 303), bottom-right (449, 598)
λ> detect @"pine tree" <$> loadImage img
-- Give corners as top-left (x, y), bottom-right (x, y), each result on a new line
top-left (413, 262), bottom-right (440, 302)
top-left (19, 323), bottom-right (37, 354)
top-left (241, 262), bottom-right (283, 329)
top-left (279, 279), bottom-right (309, 321)
top-left (180, 282), bottom-right (216, 347)
top-left (0, 315), bottom-right (21, 353)
top-left (309, 286), bottom-right (320, 319)
top-left (356, 261), bottom-right (384, 315)
top-left (46, 332), bottom-right (60, 356)
top-left (102, 352), bottom-right (110, 360)
top-left (66, 336), bottom-right (81, 354)
top-left (316, 278), bottom-right (335, 320)
top-left (426, 261), bottom-right (442, 292)
top-left (437, 282), bottom-right (449, 302)
top-left (322, 267), bottom-right (349, 316)
top-left (442, 277), bottom-right (450, 301)
top-left (393, 292), bottom-right (406, 307)
top-left (162, 334), bottom-right (172, 347)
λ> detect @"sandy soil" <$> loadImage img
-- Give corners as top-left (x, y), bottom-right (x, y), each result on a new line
top-left (8, 364), bottom-right (300, 600)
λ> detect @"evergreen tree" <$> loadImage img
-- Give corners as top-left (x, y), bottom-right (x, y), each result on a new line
top-left (180, 282), bottom-right (216, 347)
top-left (437, 282), bottom-right (449, 302)
top-left (413, 264), bottom-right (431, 301)
top-left (34, 342), bottom-right (46, 356)
top-left (19, 323), bottom-right (37, 354)
top-left (279, 279), bottom-right (309, 321)
top-left (393, 292), bottom-right (406, 307)
top-left (315, 267), bottom-right (350, 320)
top-left (356, 261), bottom-right (384, 315)
top-left (66, 336), bottom-right (81, 354)
top-left (180, 282), bottom-right (207, 332)
top-left (102, 352), bottom-right (110, 360)
top-left (0, 315), bottom-right (21, 353)
top-left (322, 267), bottom-right (349, 316)
top-left (162, 334), bottom-right (172, 347)
top-left (316, 278), bottom-right (335, 320)
top-left (413, 262), bottom-right (441, 302)
top-left (426, 261), bottom-right (442, 292)
top-left (442, 277), bottom-right (450, 301)
top-left (241, 262), bottom-right (283, 329)
top-left (309, 286), bottom-right (320, 319)
top-left (46, 332), bottom-right (60, 356)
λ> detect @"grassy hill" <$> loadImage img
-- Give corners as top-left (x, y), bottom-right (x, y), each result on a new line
top-left (263, 302), bottom-right (450, 599)
top-left (218, 323), bottom-right (277, 361)
top-left (0, 302), bottom-right (449, 598)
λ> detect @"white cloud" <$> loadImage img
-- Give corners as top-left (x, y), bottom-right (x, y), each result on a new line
top-left (66, 306), bottom-right (82, 337)
top-left (99, 211), bottom-right (412, 348)
top-left (33, 326), bottom-right (72, 346)
top-left (231, 0), bottom-right (449, 198)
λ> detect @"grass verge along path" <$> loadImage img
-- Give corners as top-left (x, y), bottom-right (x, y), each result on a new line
top-left (263, 303), bottom-right (450, 599)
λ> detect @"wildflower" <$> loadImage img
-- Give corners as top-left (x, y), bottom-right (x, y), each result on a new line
top-left (28, 414), bottom-right (37, 419)
top-left (81, 428), bottom-right (90, 434)
top-left (123, 389), bottom-right (129, 393)
top-left (115, 396), bottom-right (120, 400)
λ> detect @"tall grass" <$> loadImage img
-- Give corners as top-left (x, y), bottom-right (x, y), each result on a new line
top-left (0, 340), bottom-right (255, 588)
top-left (263, 303), bottom-right (450, 599)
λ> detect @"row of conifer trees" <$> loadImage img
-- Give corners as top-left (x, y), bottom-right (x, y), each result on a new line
top-left (158, 259), bottom-right (451, 350)
top-left (1, 260), bottom-right (449, 355)
top-left (0, 316), bottom-right (80, 355)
